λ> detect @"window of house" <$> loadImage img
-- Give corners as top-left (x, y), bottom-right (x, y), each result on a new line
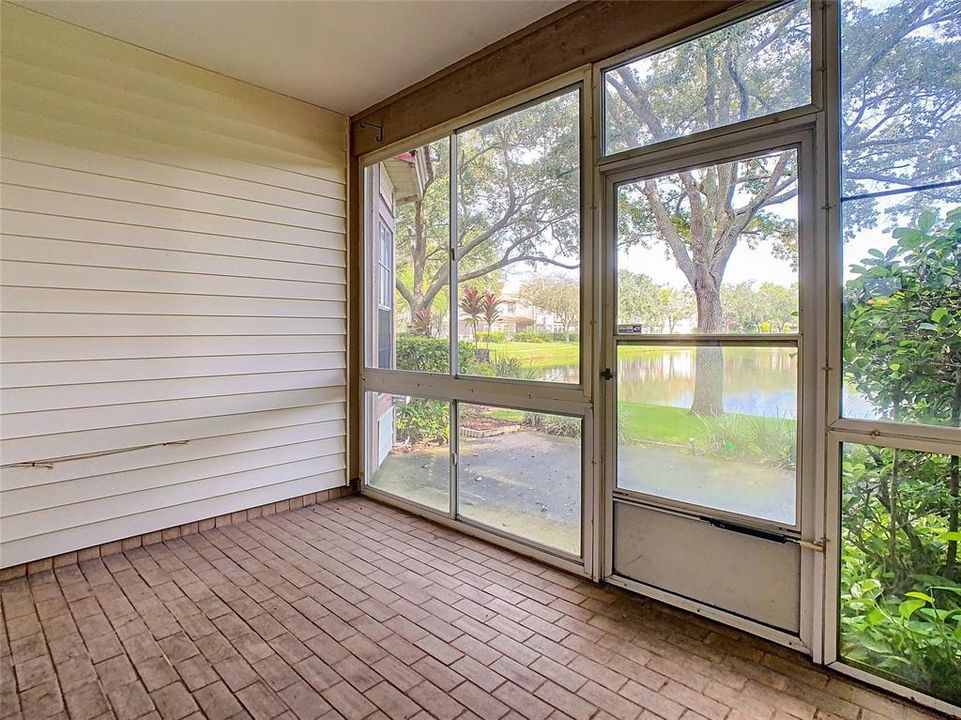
top-left (377, 221), bottom-right (394, 370)
top-left (365, 140), bottom-right (451, 374)
top-left (603, 0), bottom-right (812, 156)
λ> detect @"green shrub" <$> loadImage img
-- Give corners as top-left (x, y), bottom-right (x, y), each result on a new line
top-left (395, 398), bottom-right (448, 444)
top-left (514, 329), bottom-right (552, 343)
top-left (699, 412), bottom-right (797, 469)
top-left (550, 332), bottom-right (579, 342)
top-left (476, 331), bottom-right (505, 344)
top-left (488, 354), bottom-right (538, 380)
top-left (523, 412), bottom-right (581, 438)
top-left (395, 334), bottom-right (478, 374)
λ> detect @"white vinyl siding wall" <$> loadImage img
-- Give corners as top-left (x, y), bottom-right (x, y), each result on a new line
top-left (0, 3), bottom-right (349, 567)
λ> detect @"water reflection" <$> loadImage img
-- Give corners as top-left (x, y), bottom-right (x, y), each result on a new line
top-left (544, 346), bottom-right (875, 418)
top-left (619, 347), bottom-right (797, 417)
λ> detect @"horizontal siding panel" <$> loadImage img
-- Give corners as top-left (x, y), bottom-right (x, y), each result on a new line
top-left (1, 352), bottom-right (344, 388)
top-left (0, 4), bottom-right (347, 567)
top-left (0, 470), bottom-right (346, 568)
top-left (1, 209), bottom-right (345, 264)
top-left (1, 8), bottom-right (346, 141)
top-left (1, 369), bottom-right (344, 414)
top-left (2, 78), bottom-right (345, 184)
top-left (0, 313), bottom-right (345, 337)
top-left (0, 335), bottom-right (345, 363)
top-left (0, 287), bottom-right (344, 318)
top-left (3, 437), bottom-right (345, 516)
top-left (1, 235), bottom-right (345, 282)
top-left (3, 455), bottom-right (345, 542)
top-left (1, 136), bottom-right (345, 212)
top-left (3, 386), bottom-right (344, 439)
top-left (2, 184), bottom-right (346, 238)
top-left (2, 404), bottom-right (345, 467)
top-left (1, 108), bottom-right (346, 201)
top-left (2, 158), bottom-right (344, 227)
top-left (1, 262), bottom-right (345, 300)
top-left (2, 420), bottom-right (344, 490)
top-left (1, 52), bottom-right (346, 175)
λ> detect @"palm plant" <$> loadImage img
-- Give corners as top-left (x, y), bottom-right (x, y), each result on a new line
top-left (481, 291), bottom-right (502, 348)
top-left (459, 287), bottom-right (484, 345)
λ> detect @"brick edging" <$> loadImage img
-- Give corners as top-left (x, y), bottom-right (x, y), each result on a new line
top-left (0, 484), bottom-right (356, 582)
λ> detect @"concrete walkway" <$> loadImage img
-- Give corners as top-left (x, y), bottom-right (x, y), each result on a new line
top-left (369, 430), bottom-right (796, 552)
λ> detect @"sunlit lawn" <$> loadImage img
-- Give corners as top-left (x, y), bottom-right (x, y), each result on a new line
top-left (482, 341), bottom-right (655, 370)
top-left (619, 401), bottom-right (711, 445)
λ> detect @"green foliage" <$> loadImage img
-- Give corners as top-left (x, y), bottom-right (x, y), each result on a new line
top-left (395, 91), bottom-right (580, 325)
top-left (476, 331), bottom-right (505, 344)
top-left (699, 412), bottom-right (797, 469)
top-left (394, 335), bottom-right (478, 375)
top-left (844, 207), bottom-right (961, 426)
top-left (617, 400), bottom-right (797, 468)
top-left (839, 208), bottom-right (961, 702)
top-left (481, 291), bottom-right (502, 334)
top-left (460, 287), bottom-right (484, 342)
top-left (550, 332), bottom-right (579, 343)
top-left (839, 1), bottom-right (961, 233)
top-left (519, 275), bottom-right (580, 340)
top-left (606, 0), bottom-right (811, 151)
top-left (721, 281), bottom-right (799, 333)
top-left (395, 399), bottom-right (449, 444)
top-left (487, 354), bottom-right (538, 380)
top-left (840, 571), bottom-right (961, 704)
top-left (522, 412), bottom-right (581, 438)
top-left (513, 329), bottom-right (552, 343)
top-left (840, 482), bottom-right (961, 704)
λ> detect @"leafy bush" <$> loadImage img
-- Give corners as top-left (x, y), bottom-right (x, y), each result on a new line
top-left (488, 354), bottom-right (538, 380)
top-left (837, 209), bottom-right (961, 702)
top-left (550, 332), bottom-right (579, 342)
top-left (523, 412), bottom-right (581, 438)
top-left (476, 331), bottom-right (505, 344)
top-left (395, 334), bottom-right (478, 374)
top-left (514, 329), bottom-right (552, 343)
top-left (395, 398), bottom-right (448, 444)
top-left (699, 412), bottom-right (797, 469)
top-left (392, 336), bottom-right (474, 443)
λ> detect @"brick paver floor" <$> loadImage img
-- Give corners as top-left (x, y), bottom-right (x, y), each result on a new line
top-left (1, 496), bottom-right (945, 720)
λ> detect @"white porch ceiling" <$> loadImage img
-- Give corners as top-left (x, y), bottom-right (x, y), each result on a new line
top-left (18, 0), bottom-right (573, 116)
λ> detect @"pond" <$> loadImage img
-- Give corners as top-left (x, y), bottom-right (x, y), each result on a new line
top-left (539, 346), bottom-right (875, 419)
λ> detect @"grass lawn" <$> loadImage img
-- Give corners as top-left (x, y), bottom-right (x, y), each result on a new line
top-left (482, 341), bottom-right (655, 371)
top-left (619, 401), bottom-right (712, 446)
top-left (619, 401), bottom-right (797, 447)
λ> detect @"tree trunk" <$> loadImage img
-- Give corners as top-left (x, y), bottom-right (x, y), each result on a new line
top-left (690, 280), bottom-right (724, 416)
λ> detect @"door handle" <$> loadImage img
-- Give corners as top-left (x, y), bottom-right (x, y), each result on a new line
top-left (600, 368), bottom-right (614, 380)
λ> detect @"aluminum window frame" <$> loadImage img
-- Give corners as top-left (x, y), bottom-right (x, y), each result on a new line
top-left (358, 67), bottom-right (597, 578)
top-left (605, 136), bottom-right (813, 535)
top-left (596, 0), bottom-right (823, 163)
top-left (596, 121), bottom-right (825, 654)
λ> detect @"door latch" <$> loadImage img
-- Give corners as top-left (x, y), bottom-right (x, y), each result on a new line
top-left (600, 368), bottom-right (614, 380)
top-left (797, 537), bottom-right (827, 552)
